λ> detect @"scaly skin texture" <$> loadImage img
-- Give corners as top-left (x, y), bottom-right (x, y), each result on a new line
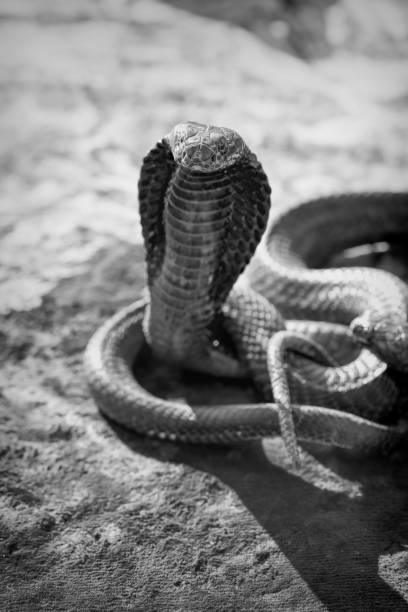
top-left (250, 193), bottom-right (408, 370)
top-left (84, 295), bottom-right (401, 452)
top-left (84, 123), bottom-right (408, 462)
top-left (140, 123), bottom-right (270, 376)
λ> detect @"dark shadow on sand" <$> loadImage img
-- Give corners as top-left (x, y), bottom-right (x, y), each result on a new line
top-left (113, 423), bottom-right (408, 612)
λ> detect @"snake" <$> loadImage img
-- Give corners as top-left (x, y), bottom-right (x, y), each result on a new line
top-left (84, 121), bottom-right (408, 465)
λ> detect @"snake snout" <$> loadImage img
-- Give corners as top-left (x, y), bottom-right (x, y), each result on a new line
top-left (351, 313), bottom-right (408, 369)
top-left (181, 144), bottom-right (216, 171)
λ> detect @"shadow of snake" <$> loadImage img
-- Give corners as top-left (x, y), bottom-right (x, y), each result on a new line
top-left (113, 423), bottom-right (408, 612)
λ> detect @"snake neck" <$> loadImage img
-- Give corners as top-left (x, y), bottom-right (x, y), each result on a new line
top-left (144, 166), bottom-right (236, 366)
top-left (139, 137), bottom-right (271, 373)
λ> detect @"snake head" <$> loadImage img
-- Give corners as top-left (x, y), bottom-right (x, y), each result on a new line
top-left (165, 122), bottom-right (249, 172)
top-left (351, 311), bottom-right (408, 370)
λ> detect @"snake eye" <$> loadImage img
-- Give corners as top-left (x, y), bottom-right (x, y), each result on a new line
top-left (350, 316), bottom-right (373, 345)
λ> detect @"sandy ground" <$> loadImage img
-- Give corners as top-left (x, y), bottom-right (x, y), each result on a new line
top-left (1, 1), bottom-right (408, 610)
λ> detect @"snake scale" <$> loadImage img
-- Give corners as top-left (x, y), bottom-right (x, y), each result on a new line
top-left (84, 122), bottom-right (408, 465)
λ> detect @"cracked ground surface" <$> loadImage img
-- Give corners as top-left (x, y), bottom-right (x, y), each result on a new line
top-left (1, 1), bottom-right (408, 610)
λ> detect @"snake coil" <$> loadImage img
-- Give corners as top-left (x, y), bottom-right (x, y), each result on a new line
top-left (85, 122), bottom-right (408, 463)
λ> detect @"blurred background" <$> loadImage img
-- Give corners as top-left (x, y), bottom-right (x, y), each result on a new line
top-left (1, 2), bottom-right (408, 610)
top-left (1, 0), bottom-right (408, 315)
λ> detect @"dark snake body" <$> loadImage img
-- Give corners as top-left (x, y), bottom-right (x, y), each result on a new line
top-left (84, 123), bottom-right (408, 459)
top-left (140, 139), bottom-right (270, 376)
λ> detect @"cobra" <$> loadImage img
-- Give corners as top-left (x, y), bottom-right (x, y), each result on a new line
top-left (84, 122), bottom-right (408, 467)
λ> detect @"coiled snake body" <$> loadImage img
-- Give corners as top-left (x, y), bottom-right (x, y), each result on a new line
top-left (85, 122), bottom-right (408, 464)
